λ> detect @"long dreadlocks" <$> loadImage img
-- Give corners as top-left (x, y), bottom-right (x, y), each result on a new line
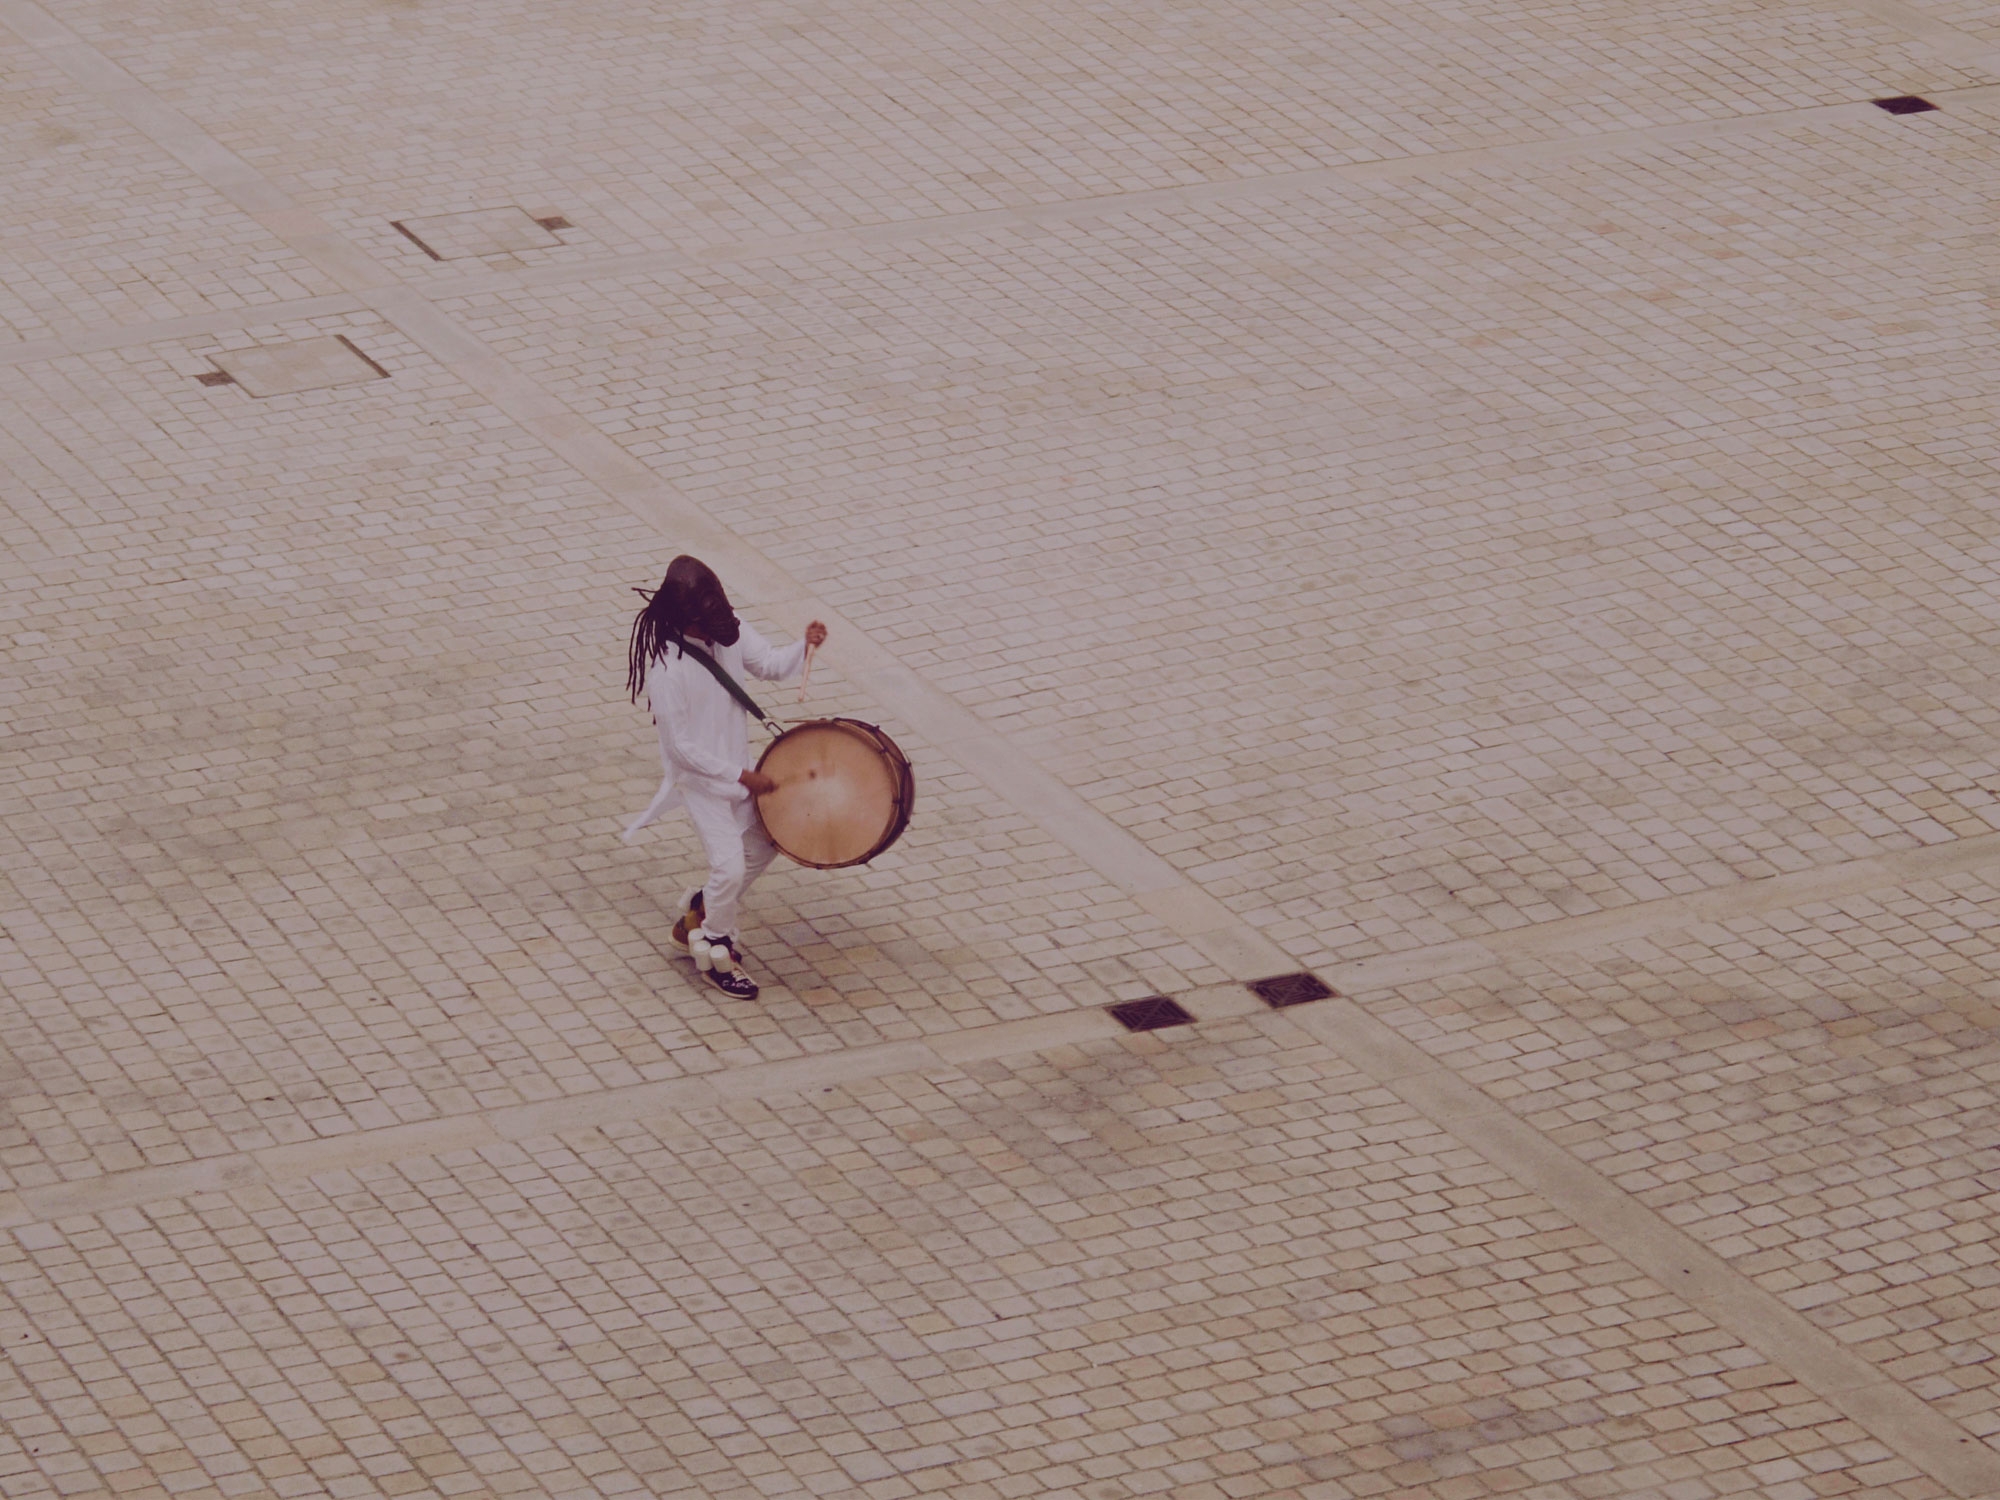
top-left (626, 555), bottom-right (741, 702)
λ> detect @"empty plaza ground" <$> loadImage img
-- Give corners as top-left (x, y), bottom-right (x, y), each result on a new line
top-left (6, 0), bottom-right (2000, 1495)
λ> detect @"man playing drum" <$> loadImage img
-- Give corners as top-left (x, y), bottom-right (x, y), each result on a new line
top-left (623, 556), bottom-right (827, 999)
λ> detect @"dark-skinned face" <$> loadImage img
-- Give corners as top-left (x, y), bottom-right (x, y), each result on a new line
top-left (691, 584), bottom-right (740, 646)
top-left (662, 555), bottom-right (740, 647)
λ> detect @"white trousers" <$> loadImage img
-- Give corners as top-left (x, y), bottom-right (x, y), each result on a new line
top-left (681, 791), bottom-right (779, 939)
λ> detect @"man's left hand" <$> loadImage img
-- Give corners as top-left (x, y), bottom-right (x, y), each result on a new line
top-left (805, 621), bottom-right (828, 648)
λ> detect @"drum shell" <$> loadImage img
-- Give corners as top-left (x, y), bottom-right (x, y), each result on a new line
top-left (755, 718), bottom-right (914, 869)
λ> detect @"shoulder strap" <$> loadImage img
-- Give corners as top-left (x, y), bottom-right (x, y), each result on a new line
top-left (676, 641), bottom-right (778, 730)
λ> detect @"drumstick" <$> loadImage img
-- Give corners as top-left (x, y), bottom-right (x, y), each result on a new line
top-left (798, 641), bottom-right (816, 704)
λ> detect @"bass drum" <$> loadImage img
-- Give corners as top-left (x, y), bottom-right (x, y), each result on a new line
top-left (755, 719), bottom-right (915, 869)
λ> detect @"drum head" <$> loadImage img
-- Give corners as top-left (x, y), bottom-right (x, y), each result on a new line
top-left (757, 720), bottom-right (912, 869)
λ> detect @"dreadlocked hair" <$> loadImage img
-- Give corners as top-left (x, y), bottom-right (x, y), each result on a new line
top-left (626, 586), bottom-right (686, 703)
top-left (627, 555), bottom-right (731, 703)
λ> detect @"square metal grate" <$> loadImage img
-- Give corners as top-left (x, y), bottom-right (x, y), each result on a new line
top-left (1248, 972), bottom-right (1336, 1009)
top-left (1108, 996), bottom-right (1194, 1032)
top-left (193, 370), bottom-right (235, 386)
top-left (1873, 95), bottom-right (1938, 113)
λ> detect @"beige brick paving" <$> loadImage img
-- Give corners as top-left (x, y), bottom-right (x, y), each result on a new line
top-left (1896, 0), bottom-right (2000, 49)
top-left (1366, 873), bottom-right (2000, 1449)
top-left (435, 103), bottom-right (2000, 966)
top-left (0, 37), bottom-right (340, 343)
top-left (54, 0), bottom-right (1987, 263)
top-left (6, 0), bottom-right (2000, 1492)
top-left (0, 326), bottom-right (1217, 1190)
top-left (0, 1027), bottom-right (1952, 1500)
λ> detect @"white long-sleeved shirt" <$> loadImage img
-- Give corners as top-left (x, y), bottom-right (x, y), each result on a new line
top-left (622, 622), bottom-right (808, 840)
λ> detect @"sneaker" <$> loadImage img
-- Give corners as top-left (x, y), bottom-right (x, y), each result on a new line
top-left (670, 890), bottom-right (706, 950)
top-left (692, 933), bottom-right (758, 999)
top-left (703, 964), bottom-right (759, 1000)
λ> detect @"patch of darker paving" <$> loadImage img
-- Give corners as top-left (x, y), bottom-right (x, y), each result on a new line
top-left (1380, 1398), bottom-right (1610, 1463)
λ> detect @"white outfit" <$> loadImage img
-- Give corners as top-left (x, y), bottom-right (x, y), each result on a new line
top-left (623, 622), bottom-right (807, 939)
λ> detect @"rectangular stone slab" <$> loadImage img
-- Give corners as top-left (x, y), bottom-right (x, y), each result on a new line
top-left (209, 335), bottom-right (387, 397)
top-left (392, 206), bottom-right (564, 259)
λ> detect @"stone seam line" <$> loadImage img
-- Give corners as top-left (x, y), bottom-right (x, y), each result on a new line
top-left (6, 2), bottom-right (2000, 1492)
top-left (6, 84), bottom-right (2000, 375)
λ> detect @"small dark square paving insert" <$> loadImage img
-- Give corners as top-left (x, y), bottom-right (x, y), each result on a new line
top-left (1249, 972), bottom-right (1336, 1008)
top-left (194, 370), bottom-right (235, 386)
top-left (1108, 996), bottom-right (1194, 1032)
top-left (1873, 95), bottom-right (1938, 113)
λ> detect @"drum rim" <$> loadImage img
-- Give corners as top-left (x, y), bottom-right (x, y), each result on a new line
top-left (755, 717), bottom-right (914, 869)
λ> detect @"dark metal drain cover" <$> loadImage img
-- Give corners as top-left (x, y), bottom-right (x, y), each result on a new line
top-left (1873, 95), bottom-right (1938, 113)
top-left (535, 215), bottom-right (573, 230)
top-left (194, 370), bottom-right (235, 386)
top-left (1108, 996), bottom-right (1194, 1032)
top-left (1249, 972), bottom-right (1336, 1008)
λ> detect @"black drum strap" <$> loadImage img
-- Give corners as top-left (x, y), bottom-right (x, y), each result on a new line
top-left (674, 640), bottom-right (779, 730)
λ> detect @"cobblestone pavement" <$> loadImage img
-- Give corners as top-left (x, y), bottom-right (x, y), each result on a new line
top-left (6, 0), bottom-right (2000, 1493)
